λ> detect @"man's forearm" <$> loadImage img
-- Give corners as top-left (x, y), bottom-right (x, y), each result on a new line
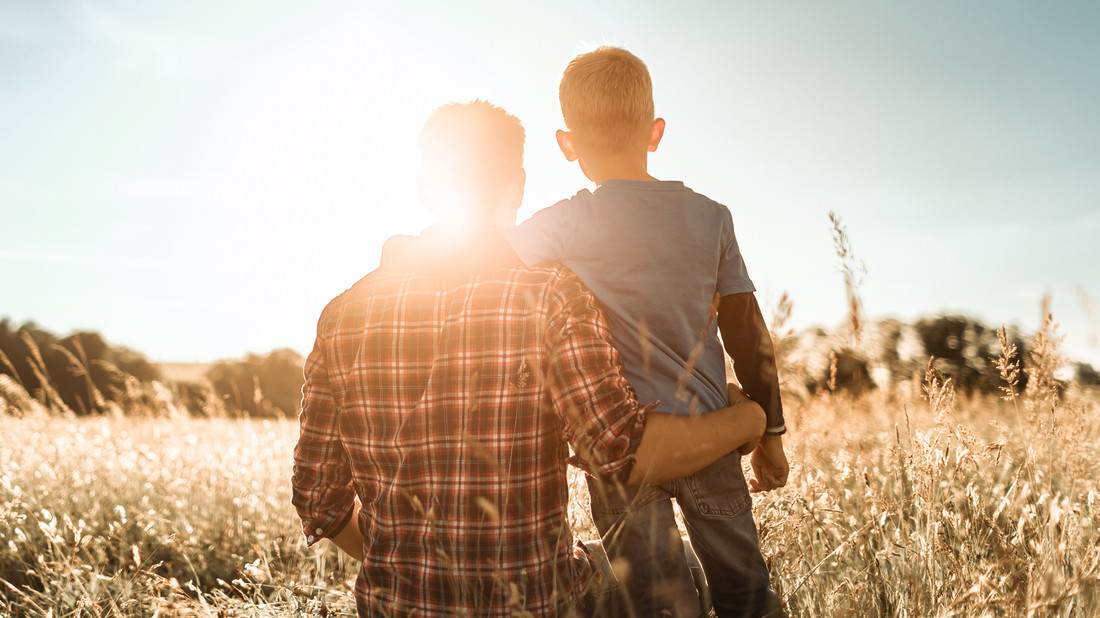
top-left (626, 399), bottom-right (765, 485)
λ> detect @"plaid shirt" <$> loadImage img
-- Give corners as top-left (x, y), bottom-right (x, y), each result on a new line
top-left (292, 227), bottom-right (651, 616)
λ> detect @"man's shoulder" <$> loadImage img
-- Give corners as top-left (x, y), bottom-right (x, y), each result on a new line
top-left (316, 262), bottom-right (584, 323)
top-left (314, 271), bottom-right (382, 328)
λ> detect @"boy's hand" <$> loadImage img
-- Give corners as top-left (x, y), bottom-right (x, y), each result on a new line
top-left (748, 434), bottom-right (789, 493)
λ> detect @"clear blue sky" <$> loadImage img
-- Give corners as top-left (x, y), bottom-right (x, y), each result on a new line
top-left (2, 1), bottom-right (1098, 366)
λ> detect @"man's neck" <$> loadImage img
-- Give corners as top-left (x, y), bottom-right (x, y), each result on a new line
top-left (580, 150), bottom-right (657, 186)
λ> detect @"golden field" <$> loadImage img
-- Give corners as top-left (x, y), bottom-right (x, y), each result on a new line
top-left (2, 366), bottom-right (1098, 616)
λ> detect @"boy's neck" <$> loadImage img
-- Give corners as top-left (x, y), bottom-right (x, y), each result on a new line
top-left (580, 150), bottom-right (657, 186)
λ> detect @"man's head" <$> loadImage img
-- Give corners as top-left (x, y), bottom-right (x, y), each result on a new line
top-left (558, 47), bottom-right (658, 157)
top-left (418, 100), bottom-right (525, 228)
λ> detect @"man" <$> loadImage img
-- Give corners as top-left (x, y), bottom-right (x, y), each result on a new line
top-left (291, 100), bottom-right (766, 617)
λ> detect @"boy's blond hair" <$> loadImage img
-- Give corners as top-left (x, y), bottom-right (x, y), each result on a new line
top-left (559, 46), bottom-right (654, 154)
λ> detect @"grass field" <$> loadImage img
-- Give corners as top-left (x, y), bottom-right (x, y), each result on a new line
top-left (0, 412), bottom-right (358, 615)
top-left (3, 369), bottom-right (1098, 616)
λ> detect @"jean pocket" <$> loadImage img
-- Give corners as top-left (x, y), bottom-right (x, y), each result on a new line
top-left (684, 452), bottom-right (751, 517)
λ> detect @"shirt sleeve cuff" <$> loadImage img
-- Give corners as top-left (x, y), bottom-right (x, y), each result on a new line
top-left (300, 502), bottom-right (355, 547)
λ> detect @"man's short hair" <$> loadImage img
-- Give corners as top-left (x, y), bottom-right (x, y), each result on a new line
top-left (559, 46), bottom-right (654, 154)
top-left (419, 100), bottom-right (525, 207)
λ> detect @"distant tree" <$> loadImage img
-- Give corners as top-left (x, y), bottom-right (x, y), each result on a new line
top-left (914, 315), bottom-right (1026, 395)
top-left (806, 347), bottom-right (875, 397)
top-left (173, 381), bottom-right (224, 417)
top-left (205, 349), bottom-right (304, 418)
top-left (1075, 362), bottom-right (1100, 388)
top-left (867, 318), bottom-right (924, 388)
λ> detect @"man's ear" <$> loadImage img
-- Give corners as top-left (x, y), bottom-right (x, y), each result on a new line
top-left (647, 118), bottom-right (666, 153)
top-left (556, 130), bottom-right (579, 162)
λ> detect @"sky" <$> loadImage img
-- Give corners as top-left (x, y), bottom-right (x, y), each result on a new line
top-left (2, 0), bottom-right (1098, 367)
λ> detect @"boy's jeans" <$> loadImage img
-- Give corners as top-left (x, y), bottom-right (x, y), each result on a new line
top-left (586, 450), bottom-right (784, 618)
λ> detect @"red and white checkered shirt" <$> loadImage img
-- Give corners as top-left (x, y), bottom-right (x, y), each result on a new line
top-left (292, 227), bottom-right (651, 616)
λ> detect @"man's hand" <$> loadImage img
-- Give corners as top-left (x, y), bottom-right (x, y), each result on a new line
top-left (330, 499), bottom-right (364, 561)
top-left (727, 383), bottom-right (764, 455)
top-left (748, 434), bottom-right (789, 493)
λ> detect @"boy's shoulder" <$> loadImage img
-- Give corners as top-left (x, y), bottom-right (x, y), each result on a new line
top-left (662, 180), bottom-right (729, 210)
top-left (546, 188), bottom-right (595, 212)
top-left (513, 189), bottom-right (595, 234)
top-left (602, 179), bottom-right (735, 222)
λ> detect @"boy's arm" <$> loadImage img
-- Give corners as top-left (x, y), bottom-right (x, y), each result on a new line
top-left (717, 292), bottom-right (789, 491)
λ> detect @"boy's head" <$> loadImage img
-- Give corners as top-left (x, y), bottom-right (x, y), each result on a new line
top-left (558, 46), bottom-right (656, 156)
top-left (418, 99), bottom-right (525, 227)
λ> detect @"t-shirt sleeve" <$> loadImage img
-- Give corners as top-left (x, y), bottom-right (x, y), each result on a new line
top-left (505, 199), bottom-right (575, 266)
top-left (716, 213), bottom-right (756, 296)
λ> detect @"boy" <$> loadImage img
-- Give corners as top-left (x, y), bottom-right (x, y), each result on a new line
top-left (506, 48), bottom-right (788, 617)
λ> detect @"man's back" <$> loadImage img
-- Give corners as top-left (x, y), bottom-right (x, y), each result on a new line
top-left (292, 226), bottom-right (648, 616)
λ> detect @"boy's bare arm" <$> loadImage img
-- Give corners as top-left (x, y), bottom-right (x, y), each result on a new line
top-left (717, 292), bottom-right (783, 429)
top-left (717, 292), bottom-right (790, 491)
top-left (626, 395), bottom-right (765, 486)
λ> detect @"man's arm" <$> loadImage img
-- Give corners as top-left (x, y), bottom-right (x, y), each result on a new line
top-left (627, 387), bottom-right (765, 486)
top-left (717, 292), bottom-right (789, 491)
top-left (544, 270), bottom-right (764, 488)
top-left (291, 323), bottom-right (360, 556)
top-left (329, 500), bottom-right (363, 561)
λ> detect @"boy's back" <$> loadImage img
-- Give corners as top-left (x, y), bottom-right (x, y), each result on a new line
top-left (507, 179), bottom-right (755, 416)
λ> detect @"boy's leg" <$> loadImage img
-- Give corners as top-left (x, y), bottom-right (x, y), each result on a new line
top-left (676, 451), bottom-right (785, 618)
top-left (586, 475), bottom-right (699, 617)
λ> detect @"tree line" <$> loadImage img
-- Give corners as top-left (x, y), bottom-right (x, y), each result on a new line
top-left (1, 315), bottom-right (1096, 419)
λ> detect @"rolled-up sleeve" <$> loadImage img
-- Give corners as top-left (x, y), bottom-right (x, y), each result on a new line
top-left (543, 270), bottom-right (653, 482)
top-left (291, 323), bottom-right (355, 547)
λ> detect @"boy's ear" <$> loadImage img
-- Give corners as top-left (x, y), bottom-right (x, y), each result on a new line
top-left (647, 118), bottom-right (666, 152)
top-left (556, 130), bottom-right (579, 162)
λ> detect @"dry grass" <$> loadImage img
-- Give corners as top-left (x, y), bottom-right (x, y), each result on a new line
top-left (2, 374), bottom-right (1098, 616)
top-left (0, 412), bottom-right (359, 616)
top-left (761, 385), bottom-right (1100, 617)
